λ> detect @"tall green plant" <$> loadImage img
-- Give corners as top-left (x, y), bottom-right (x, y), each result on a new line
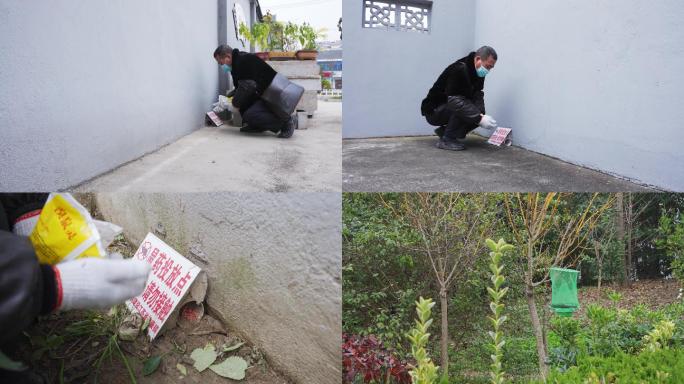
top-left (643, 320), bottom-right (676, 352)
top-left (657, 213), bottom-right (684, 283)
top-left (407, 297), bottom-right (439, 384)
top-left (486, 238), bottom-right (513, 384)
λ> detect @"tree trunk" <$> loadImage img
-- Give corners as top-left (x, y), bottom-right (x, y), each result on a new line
top-left (616, 193), bottom-right (627, 285)
top-left (594, 240), bottom-right (603, 290)
top-left (439, 286), bottom-right (449, 375)
top-left (526, 241), bottom-right (548, 380)
top-left (625, 193), bottom-right (634, 285)
top-left (526, 284), bottom-right (548, 380)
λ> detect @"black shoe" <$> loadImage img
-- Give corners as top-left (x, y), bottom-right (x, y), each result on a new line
top-left (240, 125), bottom-right (263, 133)
top-left (435, 139), bottom-right (465, 151)
top-left (278, 114), bottom-right (297, 138)
top-left (434, 125), bottom-right (446, 138)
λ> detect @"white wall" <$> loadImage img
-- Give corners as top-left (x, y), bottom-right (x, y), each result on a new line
top-left (473, 0), bottom-right (684, 190)
top-left (95, 192), bottom-right (341, 384)
top-left (343, 0), bottom-right (476, 138)
top-left (0, 0), bottom-right (248, 190)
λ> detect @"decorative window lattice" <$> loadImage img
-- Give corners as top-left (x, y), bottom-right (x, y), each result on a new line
top-left (363, 0), bottom-right (432, 33)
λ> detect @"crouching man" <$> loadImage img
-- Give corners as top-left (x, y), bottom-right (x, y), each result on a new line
top-left (421, 46), bottom-right (499, 151)
top-left (214, 45), bottom-right (303, 139)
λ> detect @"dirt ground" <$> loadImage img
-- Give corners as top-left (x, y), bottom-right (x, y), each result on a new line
top-left (576, 278), bottom-right (682, 317)
top-left (8, 222), bottom-right (292, 383)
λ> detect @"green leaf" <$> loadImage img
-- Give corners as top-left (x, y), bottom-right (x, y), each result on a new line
top-left (142, 355), bottom-right (162, 376)
top-left (0, 350), bottom-right (27, 371)
top-left (485, 238), bottom-right (497, 251)
top-left (141, 317), bottom-right (151, 332)
top-left (190, 344), bottom-right (218, 372)
top-left (209, 356), bottom-right (249, 380)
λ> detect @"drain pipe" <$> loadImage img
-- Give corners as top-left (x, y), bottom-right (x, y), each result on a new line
top-left (217, 0), bottom-right (229, 95)
top-left (249, 0), bottom-right (256, 53)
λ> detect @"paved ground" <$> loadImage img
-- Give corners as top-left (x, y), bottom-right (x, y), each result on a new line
top-left (77, 100), bottom-right (341, 192)
top-left (343, 135), bottom-right (655, 192)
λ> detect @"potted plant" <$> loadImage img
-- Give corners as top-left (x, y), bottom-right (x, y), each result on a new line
top-left (238, 22), bottom-right (270, 60)
top-left (296, 23), bottom-right (324, 60)
top-left (267, 21), bottom-right (298, 61)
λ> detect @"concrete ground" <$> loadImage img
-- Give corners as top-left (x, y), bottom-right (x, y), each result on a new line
top-left (343, 135), bottom-right (655, 192)
top-left (76, 100), bottom-right (341, 192)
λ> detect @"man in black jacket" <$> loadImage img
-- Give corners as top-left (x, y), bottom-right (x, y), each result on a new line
top-left (214, 45), bottom-right (297, 138)
top-left (421, 46), bottom-right (499, 151)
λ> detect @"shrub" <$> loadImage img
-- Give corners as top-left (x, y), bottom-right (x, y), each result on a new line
top-left (342, 333), bottom-right (411, 384)
top-left (407, 297), bottom-right (439, 384)
top-left (545, 348), bottom-right (684, 384)
top-left (548, 317), bottom-right (581, 371)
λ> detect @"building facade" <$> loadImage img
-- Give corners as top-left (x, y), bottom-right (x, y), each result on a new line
top-left (317, 49), bottom-right (343, 89)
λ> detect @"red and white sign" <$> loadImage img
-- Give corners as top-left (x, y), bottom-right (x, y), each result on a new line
top-left (487, 127), bottom-right (513, 146)
top-left (207, 111), bottom-right (224, 126)
top-left (126, 233), bottom-right (201, 339)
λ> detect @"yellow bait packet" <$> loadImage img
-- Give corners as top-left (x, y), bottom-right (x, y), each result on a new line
top-left (29, 193), bottom-right (106, 265)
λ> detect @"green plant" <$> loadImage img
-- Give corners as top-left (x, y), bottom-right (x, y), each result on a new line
top-left (297, 23), bottom-right (325, 50)
top-left (485, 238), bottom-right (513, 384)
top-left (606, 289), bottom-right (623, 308)
top-left (322, 79), bottom-right (332, 90)
top-left (544, 348), bottom-right (684, 384)
top-left (407, 297), bottom-right (439, 384)
top-left (586, 304), bottom-right (618, 356)
top-left (238, 22), bottom-right (270, 51)
top-left (62, 307), bottom-right (137, 383)
top-left (548, 316), bottom-right (581, 371)
top-left (657, 212), bottom-right (684, 282)
top-left (643, 320), bottom-right (676, 352)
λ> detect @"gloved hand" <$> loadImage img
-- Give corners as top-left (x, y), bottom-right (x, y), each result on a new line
top-left (54, 258), bottom-right (151, 311)
top-left (479, 114), bottom-right (498, 130)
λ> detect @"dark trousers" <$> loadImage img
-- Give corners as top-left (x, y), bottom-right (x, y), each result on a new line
top-left (425, 100), bottom-right (480, 141)
top-left (241, 100), bottom-right (289, 133)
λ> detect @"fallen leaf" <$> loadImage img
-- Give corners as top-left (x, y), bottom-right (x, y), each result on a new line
top-left (142, 355), bottom-right (162, 376)
top-left (176, 363), bottom-right (187, 376)
top-left (209, 356), bottom-right (248, 380)
top-left (190, 343), bottom-right (217, 372)
top-left (223, 342), bottom-right (245, 353)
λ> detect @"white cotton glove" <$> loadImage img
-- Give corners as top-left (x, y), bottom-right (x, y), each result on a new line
top-left (479, 114), bottom-right (498, 130)
top-left (54, 258), bottom-right (151, 311)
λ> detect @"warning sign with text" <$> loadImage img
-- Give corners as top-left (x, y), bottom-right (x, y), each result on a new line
top-left (126, 233), bottom-right (201, 339)
top-left (487, 127), bottom-right (512, 146)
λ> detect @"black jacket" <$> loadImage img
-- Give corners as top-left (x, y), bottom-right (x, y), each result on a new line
top-left (230, 49), bottom-right (277, 114)
top-left (421, 52), bottom-right (486, 123)
top-left (0, 194), bottom-right (56, 346)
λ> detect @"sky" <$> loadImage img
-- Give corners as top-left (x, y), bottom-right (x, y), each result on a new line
top-left (258, 0), bottom-right (342, 41)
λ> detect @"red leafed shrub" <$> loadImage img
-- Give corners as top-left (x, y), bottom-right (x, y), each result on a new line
top-left (342, 333), bottom-right (412, 384)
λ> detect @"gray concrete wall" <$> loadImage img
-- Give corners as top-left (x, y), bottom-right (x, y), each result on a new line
top-left (0, 0), bottom-right (249, 191)
top-left (343, 0), bottom-right (476, 138)
top-left (473, 0), bottom-right (684, 190)
top-left (94, 192), bottom-right (341, 384)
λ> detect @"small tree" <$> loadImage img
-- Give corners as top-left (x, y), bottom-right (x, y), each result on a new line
top-left (384, 193), bottom-right (494, 374)
top-left (504, 193), bottom-right (613, 380)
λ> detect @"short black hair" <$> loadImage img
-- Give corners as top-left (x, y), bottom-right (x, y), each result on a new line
top-left (476, 46), bottom-right (498, 61)
top-left (213, 44), bottom-right (233, 59)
